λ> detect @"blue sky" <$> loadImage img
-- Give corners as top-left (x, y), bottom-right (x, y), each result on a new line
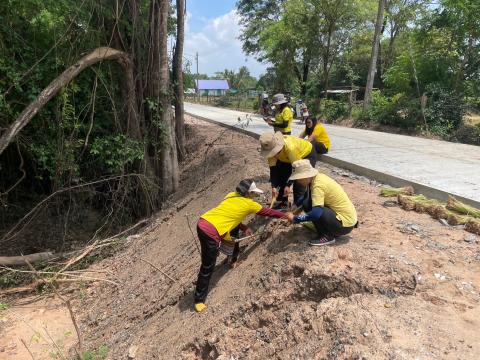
top-left (183, 0), bottom-right (268, 78)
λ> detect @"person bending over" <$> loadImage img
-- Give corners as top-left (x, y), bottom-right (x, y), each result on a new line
top-left (194, 179), bottom-right (285, 312)
top-left (259, 132), bottom-right (316, 208)
top-left (285, 160), bottom-right (357, 246)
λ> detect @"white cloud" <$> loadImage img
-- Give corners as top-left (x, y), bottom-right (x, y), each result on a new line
top-left (184, 10), bottom-right (267, 78)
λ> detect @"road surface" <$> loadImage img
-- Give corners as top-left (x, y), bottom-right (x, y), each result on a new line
top-left (185, 102), bottom-right (480, 206)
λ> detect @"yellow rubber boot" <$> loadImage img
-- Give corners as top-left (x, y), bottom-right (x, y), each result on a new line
top-left (194, 303), bottom-right (206, 312)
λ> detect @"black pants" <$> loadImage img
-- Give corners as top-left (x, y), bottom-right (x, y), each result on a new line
top-left (271, 148), bottom-right (317, 203)
top-left (194, 226), bottom-right (239, 304)
top-left (312, 141), bottom-right (328, 155)
top-left (312, 206), bottom-right (354, 238)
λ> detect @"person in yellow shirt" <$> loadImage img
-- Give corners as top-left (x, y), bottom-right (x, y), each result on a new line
top-left (299, 117), bottom-right (331, 154)
top-left (259, 132), bottom-right (316, 207)
top-left (285, 160), bottom-right (357, 246)
top-left (194, 179), bottom-right (285, 312)
top-left (265, 93), bottom-right (293, 135)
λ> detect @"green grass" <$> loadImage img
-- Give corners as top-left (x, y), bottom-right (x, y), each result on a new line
top-left (82, 345), bottom-right (109, 360)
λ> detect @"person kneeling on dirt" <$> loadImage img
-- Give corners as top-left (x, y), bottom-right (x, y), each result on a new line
top-left (299, 117), bottom-right (331, 155)
top-left (285, 160), bottom-right (357, 246)
top-left (194, 179), bottom-right (285, 313)
top-left (259, 131), bottom-right (317, 208)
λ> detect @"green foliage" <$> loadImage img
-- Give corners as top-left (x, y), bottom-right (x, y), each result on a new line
top-left (214, 67), bottom-right (257, 90)
top-left (355, 91), bottom-right (421, 129)
top-left (424, 83), bottom-right (465, 136)
top-left (321, 100), bottom-right (348, 123)
top-left (82, 345), bottom-right (109, 360)
top-left (90, 135), bottom-right (144, 173)
top-left (0, 303), bottom-right (9, 311)
top-left (453, 123), bottom-right (480, 146)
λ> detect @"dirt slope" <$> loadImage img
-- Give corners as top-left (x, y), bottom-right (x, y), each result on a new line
top-left (76, 116), bottom-right (480, 359)
top-left (3, 115), bottom-right (478, 359)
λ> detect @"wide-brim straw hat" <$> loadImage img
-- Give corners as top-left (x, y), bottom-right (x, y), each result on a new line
top-left (260, 132), bottom-right (285, 158)
top-left (289, 159), bottom-right (319, 181)
top-left (272, 93), bottom-right (287, 105)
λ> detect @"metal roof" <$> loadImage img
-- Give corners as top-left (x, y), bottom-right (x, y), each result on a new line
top-left (196, 79), bottom-right (230, 90)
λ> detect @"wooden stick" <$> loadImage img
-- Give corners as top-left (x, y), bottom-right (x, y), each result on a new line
top-left (185, 214), bottom-right (201, 255)
top-left (140, 258), bottom-right (176, 283)
top-left (20, 338), bottom-right (35, 360)
top-left (23, 260), bottom-right (83, 355)
top-left (269, 193), bottom-right (278, 209)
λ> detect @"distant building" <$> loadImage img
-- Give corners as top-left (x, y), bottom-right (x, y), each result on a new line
top-left (196, 79), bottom-right (229, 96)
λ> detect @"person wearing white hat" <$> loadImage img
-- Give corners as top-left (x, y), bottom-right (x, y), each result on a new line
top-left (194, 179), bottom-right (286, 312)
top-left (259, 132), bottom-right (317, 207)
top-left (264, 93), bottom-right (293, 135)
top-left (285, 160), bottom-right (358, 246)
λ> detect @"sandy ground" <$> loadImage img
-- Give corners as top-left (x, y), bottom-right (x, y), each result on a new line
top-left (1, 115), bottom-right (479, 359)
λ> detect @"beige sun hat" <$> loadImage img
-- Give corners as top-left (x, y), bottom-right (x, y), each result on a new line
top-left (289, 159), bottom-right (319, 181)
top-left (272, 93), bottom-right (287, 105)
top-left (259, 132), bottom-right (285, 158)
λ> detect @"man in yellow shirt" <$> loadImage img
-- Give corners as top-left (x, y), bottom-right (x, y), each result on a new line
top-left (299, 117), bottom-right (331, 154)
top-left (194, 179), bottom-right (285, 312)
top-left (265, 93), bottom-right (293, 135)
top-left (259, 132), bottom-right (316, 207)
top-left (285, 160), bottom-right (357, 246)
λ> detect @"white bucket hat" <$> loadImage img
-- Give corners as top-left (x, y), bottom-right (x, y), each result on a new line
top-left (288, 159), bottom-right (319, 181)
top-left (259, 132), bottom-right (285, 158)
top-left (272, 93), bottom-right (287, 105)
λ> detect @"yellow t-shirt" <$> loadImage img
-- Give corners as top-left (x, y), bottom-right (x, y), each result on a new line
top-left (274, 106), bottom-right (293, 134)
top-left (300, 124), bottom-right (331, 150)
top-left (311, 174), bottom-right (357, 227)
top-left (201, 192), bottom-right (262, 240)
top-left (268, 136), bottom-right (313, 167)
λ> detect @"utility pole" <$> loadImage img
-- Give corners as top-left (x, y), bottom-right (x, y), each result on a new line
top-left (195, 52), bottom-right (199, 101)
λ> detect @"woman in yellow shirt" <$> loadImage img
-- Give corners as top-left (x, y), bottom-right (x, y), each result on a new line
top-left (259, 132), bottom-right (316, 207)
top-left (265, 93), bottom-right (293, 135)
top-left (194, 179), bottom-right (285, 312)
top-left (286, 160), bottom-right (357, 246)
top-left (299, 117), bottom-right (331, 154)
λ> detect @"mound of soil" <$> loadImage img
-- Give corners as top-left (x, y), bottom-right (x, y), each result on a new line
top-left (2, 115), bottom-right (479, 359)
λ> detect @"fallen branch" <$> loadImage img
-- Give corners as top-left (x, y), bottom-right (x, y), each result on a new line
top-left (0, 277), bottom-right (111, 296)
top-left (0, 252), bottom-right (59, 267)
top-left (0, 266), bottom-right (120, 286)
top-left (140, 258), bottom-right (176, 283)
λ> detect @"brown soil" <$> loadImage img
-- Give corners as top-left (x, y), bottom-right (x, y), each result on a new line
top-left (1, 115), bottom-right (479, 359)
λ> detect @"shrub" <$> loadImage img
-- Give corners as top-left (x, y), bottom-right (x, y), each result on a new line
top-left (424, 83), bottom-right (465, 136)
top-left (214, 96), bottom-right (232, 107)
top-left (321, 99), bottom-right (348, 122)
top-left (453, 123), bottom-right (480, 145)
top-left (354, 91), bottom-right (420, 129)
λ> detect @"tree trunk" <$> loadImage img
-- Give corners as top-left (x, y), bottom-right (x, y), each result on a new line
top-left (173, 0), bottom-right (186, 160)
top-left (364, 0), bottom-right (385, 108)
top-left (146, 0), bottom-right (179, 199)
top-left (323, 25), bottom-right (334, 101)
top-left (0, 47), bottom-right (138, 156)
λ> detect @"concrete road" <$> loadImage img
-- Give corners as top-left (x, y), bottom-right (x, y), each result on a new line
top-left (185, 102), bottom-right (480, 206)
